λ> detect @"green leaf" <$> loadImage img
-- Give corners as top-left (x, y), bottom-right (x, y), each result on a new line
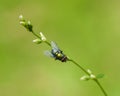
top-left (96, 74), bottom-right (104, 79)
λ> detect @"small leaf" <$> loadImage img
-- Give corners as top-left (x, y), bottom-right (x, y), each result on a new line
top-left (90, 74), bottom-right (96, 79)
top-left (96, 74), bottom-right (104, 79)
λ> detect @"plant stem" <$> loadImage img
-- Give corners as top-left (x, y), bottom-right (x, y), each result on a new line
top-left (68, 59), bottom-right (90, 75)
top-left (44, 41), bottom-right (51, 46)
top-left (94, 79), bottom-right (107, 96)
top-left (68, 59), bottom-right (107, 96)
top-left (31, 31), bottom-right (40, 38)
top-left (31, 31), bottom-right (107, 96)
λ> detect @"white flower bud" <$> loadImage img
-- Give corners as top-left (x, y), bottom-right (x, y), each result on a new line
top-left (19, 21), bottom-right (26, 26)
top-left (87, 69), bottom-right (92, 74)
top-left (33, 39), bottom-right (42, 44)
top-left (40, 32), bottom-right (46, 41)
top-left (90, 74), bottom-right (96, 79)
top-left (80, 75), bottom-right (90, 81)
top-left (19, 15), bottom-right (23, 20)
top-left (27, 21), bottom-right (31, 25)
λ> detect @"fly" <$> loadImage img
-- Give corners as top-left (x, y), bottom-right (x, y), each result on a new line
top-left (45, 41), bottom-right (68, 62)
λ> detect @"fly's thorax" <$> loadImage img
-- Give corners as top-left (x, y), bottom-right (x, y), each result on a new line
top-left (51, 49), bottom-right (62, 58)
top-left (51, 49), bottom-right (68, 62)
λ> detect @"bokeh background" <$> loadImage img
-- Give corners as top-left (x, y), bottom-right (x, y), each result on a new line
top-left (0, 0), bottom-right (120, 96)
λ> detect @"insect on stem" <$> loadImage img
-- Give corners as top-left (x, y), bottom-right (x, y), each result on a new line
top-left (19, 15), bottom-right (107, 96)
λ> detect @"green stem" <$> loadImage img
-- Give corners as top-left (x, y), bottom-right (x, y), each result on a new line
top-left (44, 41), bottom-right (51, 46)
top-left (68, 59), bottom-right (90, 75)
top-left (68, 59), bottom-right (107, 96)
top-left (31, 31), bottom-right (40, 38)
top-left (94, 79), bottom-right (107, 96)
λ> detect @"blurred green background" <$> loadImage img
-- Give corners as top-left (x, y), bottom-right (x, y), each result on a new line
top-left (0, 0), bottom-right (120, 96)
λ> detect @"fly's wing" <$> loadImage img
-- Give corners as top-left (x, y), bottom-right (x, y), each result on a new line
top-left (51, 41), bottom-right (59, 50)
top-left (51, 41), bottom-right (63, 54)
top-left (44, 50), bottom-right (54, 58)
top-left (51, 41), bottom-right (61, 53)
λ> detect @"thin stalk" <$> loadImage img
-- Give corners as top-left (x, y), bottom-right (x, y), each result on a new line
top-left (94, 79), bottom-right (107, 96)
top-left (44, 41), bottom-right (51, 46)
top-left (31, 31), bottom-right (107, 96)
top-left (68, 59), bottom-right (90, 75)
